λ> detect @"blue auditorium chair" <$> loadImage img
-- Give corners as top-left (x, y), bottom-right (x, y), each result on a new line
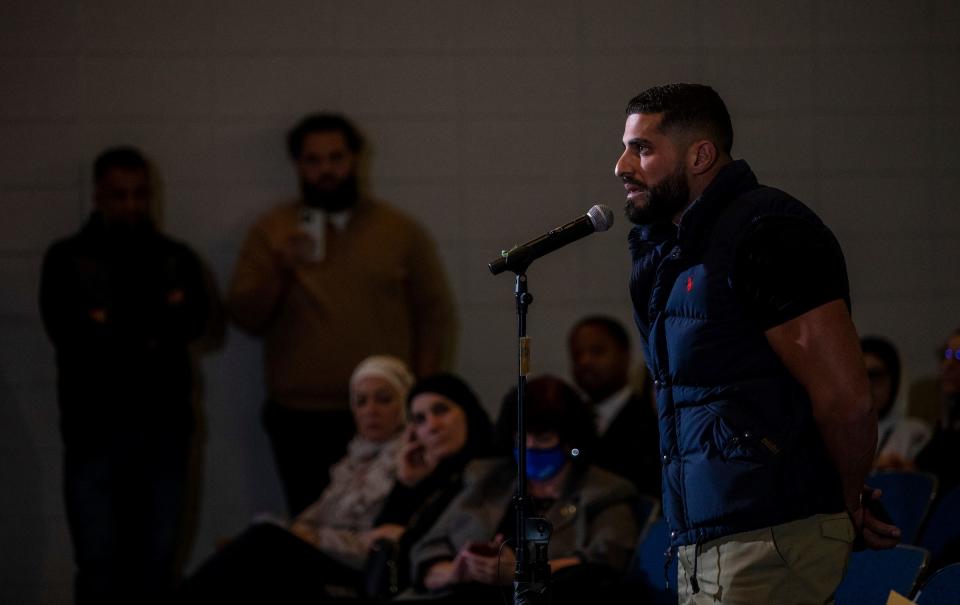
top-left (867, 470), bottom-right (938, 544)
top-left (914, 562), bottom-right (960, 604)
top-left (835, 545), bottom-right (929, 605)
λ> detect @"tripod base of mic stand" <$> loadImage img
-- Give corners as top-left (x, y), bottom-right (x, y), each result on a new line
top-left (513, 516), bottom-right (552, 605)
top-left (513, 578), bottom-right (550, 605)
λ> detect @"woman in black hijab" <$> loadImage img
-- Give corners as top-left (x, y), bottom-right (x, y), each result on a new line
top-left (363, 373), bottom-right (494, 600)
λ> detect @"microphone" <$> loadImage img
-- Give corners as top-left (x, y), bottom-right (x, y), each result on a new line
top-left (488, 204), bottom-right (614, 275)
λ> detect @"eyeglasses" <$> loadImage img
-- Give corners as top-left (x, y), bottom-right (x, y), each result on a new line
top-left (944, 348), bottom-right (960, 362)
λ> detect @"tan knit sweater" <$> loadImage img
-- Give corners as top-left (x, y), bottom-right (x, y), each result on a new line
top-left (227, 197), bottom-right (457, 411)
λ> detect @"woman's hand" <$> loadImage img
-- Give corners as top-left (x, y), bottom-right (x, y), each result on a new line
top-left (873, 452), bottom-right (914, 471)
top-left (362, 523), bottom-right (407, 550)
top-left (459, 535), bottom-right (514, 586)
top-left (397, 424), bottom-right (435, 486)
top-left (423, 558), bottom-right (464, 591)
top-left (288, 520), bottom-right (320, 547)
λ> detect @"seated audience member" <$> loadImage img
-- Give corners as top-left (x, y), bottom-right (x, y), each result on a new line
top-left (179, 368), bottom-right (493, 603)
top-left (915, 328), bottom-right (960, 494)
top-left (568, 315), bottom-right (660, 498)
top-left (364, 373), bottom-right (494, 599)
top-left (862, 336), bottom-right (931, 470)
top-left (402, 375), bottom-right (639, 605)
top-left (177, 355), bottom-right (413, 602)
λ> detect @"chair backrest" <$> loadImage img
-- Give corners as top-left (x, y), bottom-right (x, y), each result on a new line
top-left (835, 545), bottom-right (929, 605)
top-left (919, 485), bottom-right (960, 565)
top-left (914, 562), bottom-right (960, 604)
top-left (626, 518), bottom-right (677, 605)
top-left (867, 470), bottom-right (939, 544)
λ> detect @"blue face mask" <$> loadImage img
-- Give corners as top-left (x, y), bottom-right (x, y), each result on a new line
top-left (513, 446), bottom-right (568, 481)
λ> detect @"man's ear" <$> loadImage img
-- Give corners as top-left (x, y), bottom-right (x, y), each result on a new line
top-left (688, 140), bottom-right (718, 176)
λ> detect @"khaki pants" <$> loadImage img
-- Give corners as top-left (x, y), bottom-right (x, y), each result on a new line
top-left (677, 513), bottom-right (854, 605)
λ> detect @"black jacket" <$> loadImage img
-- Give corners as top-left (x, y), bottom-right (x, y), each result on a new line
top-left (593, 389), bottom-right (661, 500)
top-left (40, 214), bottom-right (210, 446)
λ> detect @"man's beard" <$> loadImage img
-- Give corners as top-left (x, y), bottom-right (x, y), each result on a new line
top-left (301, 173), bottom-right (359, 212)
top-left (624, 162), bottom-right (690, 225)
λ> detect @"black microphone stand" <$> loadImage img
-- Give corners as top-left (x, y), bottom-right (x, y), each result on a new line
top-left (509, 271), bottom-right (552, 605)
top-left (488, 205), bottom-right (612, 605)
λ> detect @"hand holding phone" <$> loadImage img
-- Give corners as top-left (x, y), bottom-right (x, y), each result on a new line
top-left (466, 542), bottom-right (499, 557)
top-left (459, 535), bottom-right (513, 586)
top-left (397, 424), bottom-right (430, 486)
top-left (296, 208), bottom-right (325, 262)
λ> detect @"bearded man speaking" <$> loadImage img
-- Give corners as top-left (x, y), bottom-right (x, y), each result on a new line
top-left (617, 84), bottom-right (900, 604)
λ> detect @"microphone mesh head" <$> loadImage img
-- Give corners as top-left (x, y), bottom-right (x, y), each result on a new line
top-left (587, 204), bottom-right (614, 232)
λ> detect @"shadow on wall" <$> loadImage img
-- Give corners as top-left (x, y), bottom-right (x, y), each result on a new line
top-left (0, 366), bottom-right (46, 605)
top-left (176, 259), bottom-right (228, 576)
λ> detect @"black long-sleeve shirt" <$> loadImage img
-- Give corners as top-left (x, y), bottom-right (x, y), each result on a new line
top-left (40, 214), bottom-right (210, 446)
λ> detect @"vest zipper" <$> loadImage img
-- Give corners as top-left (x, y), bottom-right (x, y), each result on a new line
top-left (663, 544), bottom-right (674, 590)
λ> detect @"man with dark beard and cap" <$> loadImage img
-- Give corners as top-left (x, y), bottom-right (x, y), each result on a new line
top-left (227, 113), bottom-right (457, 515)
top-left (617, 84), bottom-right (900, 603)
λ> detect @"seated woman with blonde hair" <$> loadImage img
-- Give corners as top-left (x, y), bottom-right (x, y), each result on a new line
top-left (178, 355), bottom-right (414, 602)
top-left (178, 364), bottom-right (498, 603)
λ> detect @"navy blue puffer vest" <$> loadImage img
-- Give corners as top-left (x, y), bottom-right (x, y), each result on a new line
top-left (629, 160), bottom-right (845, 547)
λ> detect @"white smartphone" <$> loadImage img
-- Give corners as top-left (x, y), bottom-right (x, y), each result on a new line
top-left (299, 207), bottom-right (325, 262)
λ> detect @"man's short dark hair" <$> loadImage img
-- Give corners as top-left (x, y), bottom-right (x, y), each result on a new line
top-left (94, 146), bottom-right (148, 184)
top-left (626, 83), bottom-right (733, 155)
top-left (569, 315), bottom-right (630, 351)
top-left (287, 113), bottom-right (364, 159)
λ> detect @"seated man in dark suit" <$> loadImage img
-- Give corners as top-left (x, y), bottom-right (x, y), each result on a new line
top-left (568, 315), bottom-right (660, 499)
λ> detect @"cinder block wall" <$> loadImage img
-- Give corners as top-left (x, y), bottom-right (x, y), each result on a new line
top-left (2, 1), bottom-right (958, 601)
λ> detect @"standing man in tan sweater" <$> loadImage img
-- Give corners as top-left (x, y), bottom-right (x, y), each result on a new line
top-left (227, 113), bottom-right (458, 515)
